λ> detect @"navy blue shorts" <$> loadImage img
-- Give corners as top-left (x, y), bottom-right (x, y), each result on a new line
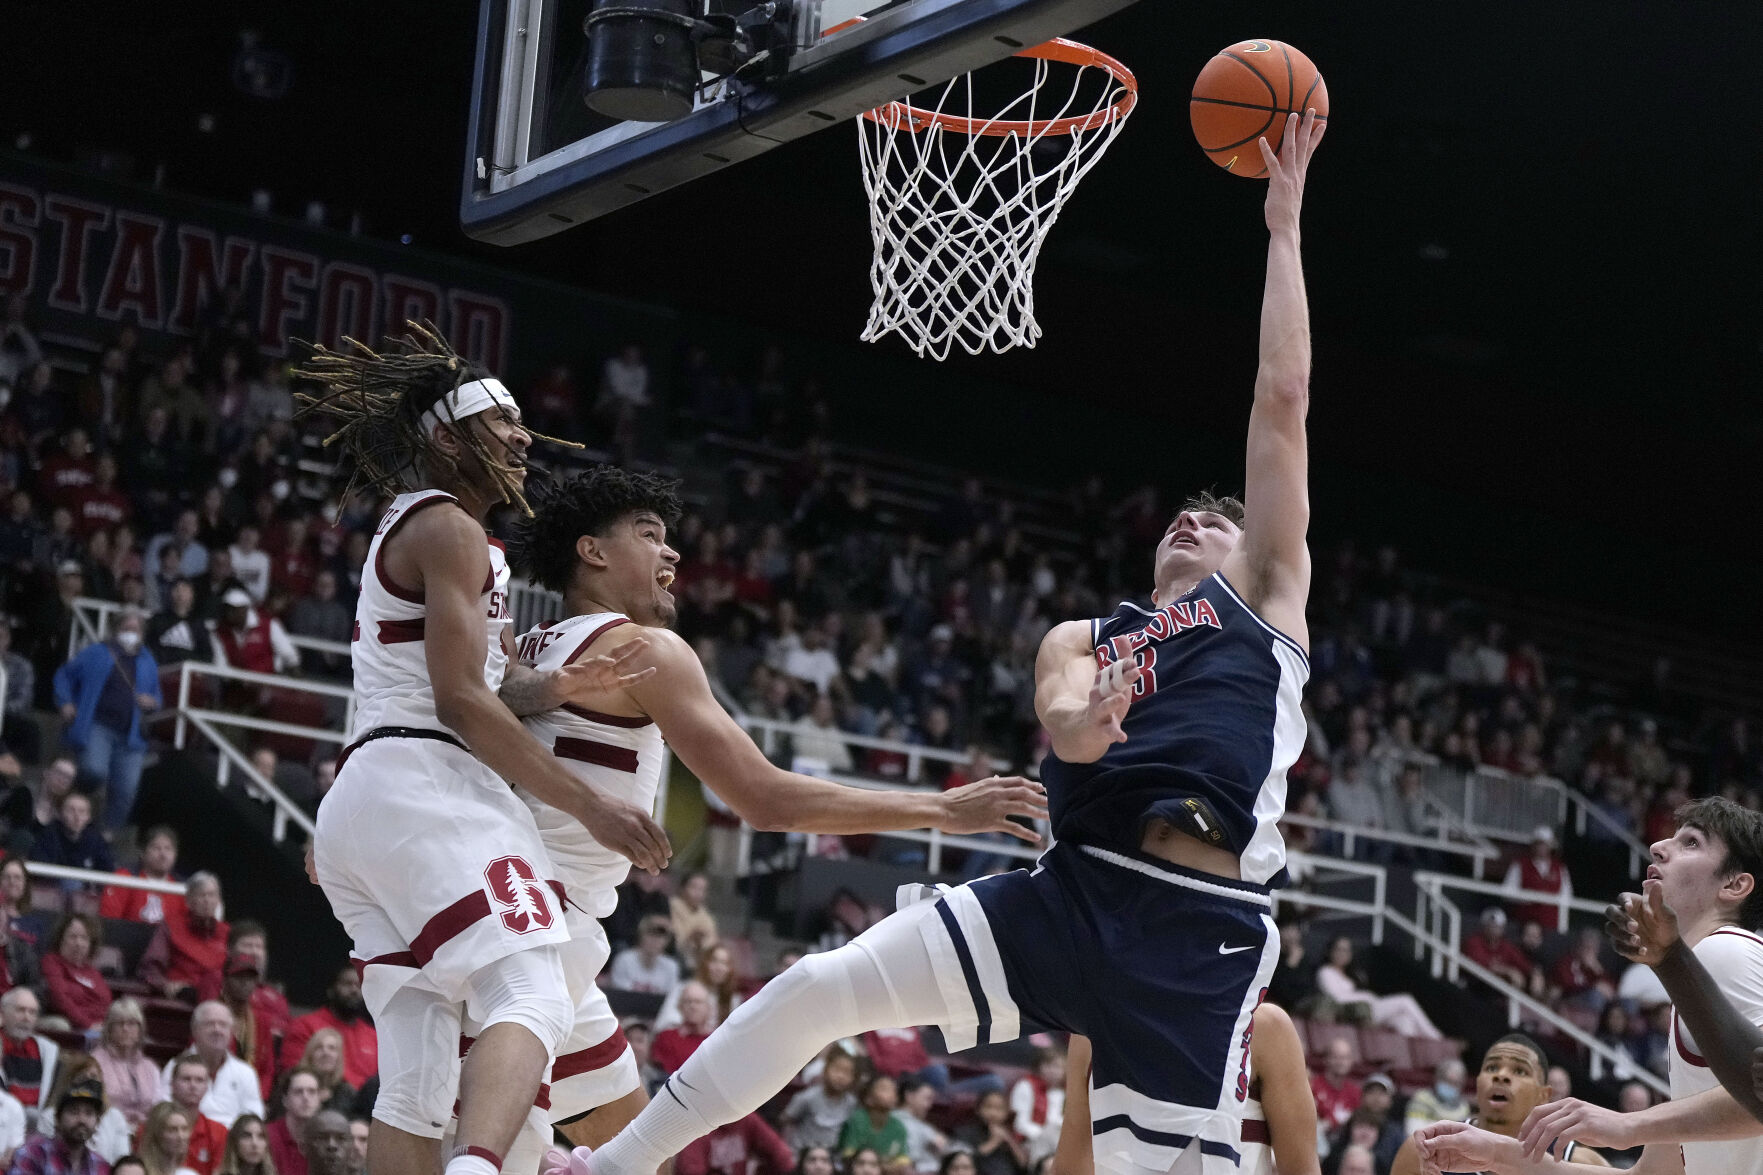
top-left (913, 842), bottom-right (1277, 1172)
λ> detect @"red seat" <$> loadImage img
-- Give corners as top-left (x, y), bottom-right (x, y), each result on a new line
top-left (1408, 1036), bottom-right (1466, 1072)
top-left (1305, 1022), bottom-right (1360, 1064)
top-left (1359, 1028), bottom-right (1414, 1073)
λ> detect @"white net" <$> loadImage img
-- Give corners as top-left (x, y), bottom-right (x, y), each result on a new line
top-left (857, 40), bottom-right (1137, 360)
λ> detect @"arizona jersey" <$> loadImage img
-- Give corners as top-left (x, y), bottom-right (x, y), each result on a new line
top-left (1669, 926), bottom-right (1763, 1175)
top-left (349, 489), bottom-right (512, 738)
top-left (515, 612), bottom-right (666, 917)
top-left (1039, 572), bottom-right (1307, 887)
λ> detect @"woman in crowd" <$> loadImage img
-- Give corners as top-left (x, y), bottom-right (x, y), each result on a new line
top-left (1315, 936), bottom-right (1443, 1040)
top-left (0, 853), bottom-right (42, 944)
top-left (847, 1147), bottom-right (886, 1175)
top-left (139, 1101), bottom-right (199, 1175)
top-left (297, 1028), bottom-right (356, 1111)
top-left (938, 1150), bottom-right (978, 1175)
top-left (92, 998), bottom-right (160, 1132)
top-left (43, 1052), bottom-right (132, 1161)
top-left (655, 943), bottom-right (744, 1032)
top-left (42, 913), bottom-right (113, 1031)
top-left (952, 1090), bottom-right (1028, 1175)
top-left (796, 1145), bottom-right (837, 1175)
top-left (218, 1113), bottom-right (278, 1175)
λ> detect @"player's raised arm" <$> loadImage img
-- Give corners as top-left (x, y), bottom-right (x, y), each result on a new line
top-left (1035, 619), bottom-right (1137, 765)
top-left (622, 627), bottom-right (1046, 838)
top-left (1220, 110), bottom-right (1325, 647)
top-left (410, 506), bottom-right (671, 873)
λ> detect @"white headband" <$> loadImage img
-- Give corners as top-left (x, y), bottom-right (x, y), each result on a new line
top-left (421, 377), bottom-right (517, 436)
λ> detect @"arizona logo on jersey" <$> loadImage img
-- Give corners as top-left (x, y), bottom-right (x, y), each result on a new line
top-left (485, 856), bottom-right (555, 934)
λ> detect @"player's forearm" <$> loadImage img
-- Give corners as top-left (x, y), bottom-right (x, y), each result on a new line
top-left (754, 767), bottom-right (945, 835)
top-left (1624, 1086), bottom-right (1763, 1144)
top-left (1652, 939), bottom-right (1763, 1124)
top-left (1039, 697), bottom-right (1111, 764)
top-left (498, 662), bottom-right (559, 717)
top-left (438, 685), bottom-right (609, 824)
top-left (1255, 229), bottom-right (1311, 400)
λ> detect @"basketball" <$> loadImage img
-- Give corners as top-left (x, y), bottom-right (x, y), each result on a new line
top-left (1190, 40), bottom-right (1328, 177)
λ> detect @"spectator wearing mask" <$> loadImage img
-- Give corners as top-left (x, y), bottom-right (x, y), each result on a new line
top-left (52, 609), bottom-right (159, 834)
top-left (99, 829), bottom-right (184, 925)
top-left (31, 793), bottom-right (114, 875)
top-left (91, 1001), bottom-right (158, 1133)
top-left (607, 917), bottom-right (680, 995)
top-left (0, 987), bottom-right (58, 1133)
top-left (279, 968), bottom-right (374, 1091)
top-left (1402, 1058), bottom-right (1470, 1137)
top-left (41, 915), bottom-right (111, 1032)
top-left (780, 1048), bottom-right (858, 1151)
top-left (156, 1003), bottom-right (262, 1127)
top-left (138, 875), bottom-right (228, 1003)
top-left (162, 1057), bottom-right (226, 1175)
top-left (7, 1074), bottom-right (107, 1175)
top-left (263, 1069), bottom-right (322, 1175)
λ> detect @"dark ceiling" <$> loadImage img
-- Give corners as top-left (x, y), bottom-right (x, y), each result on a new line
top-left (4, 2), bottom-right (1763, 629)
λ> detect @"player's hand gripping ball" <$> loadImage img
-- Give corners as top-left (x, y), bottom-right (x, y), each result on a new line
top-left (1191, 40), bottom-right (1328, 177)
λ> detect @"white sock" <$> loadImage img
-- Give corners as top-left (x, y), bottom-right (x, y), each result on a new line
top-left (446, 1151), bottom-right (500, 1175)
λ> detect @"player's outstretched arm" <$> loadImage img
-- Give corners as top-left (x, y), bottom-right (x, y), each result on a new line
top-left (624, 629), bottom-right (1046, 838)
top-left (1608, 879), bottom-right (1763, 1124)
top-left (1409, 1123), bottom-right (1645, 1175)
top-left (498, 630), bottom-right (656, 717)
top-left (1520, 1086), bottom-right (1761, 1160)
top-left (1253, 1004), bottom-right (1323, 1175)
top-left (1035, 620), bottom-right (1137, 765)
top-left (408, 507), bottom-right (671, 873)
top-left (1219, 110), bottom-right (1324, 648)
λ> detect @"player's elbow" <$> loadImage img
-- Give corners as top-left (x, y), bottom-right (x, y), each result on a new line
top-left (432, 682), bottom-right (489, 739)
top-left (1254, 374), bottom-right (1309, 409)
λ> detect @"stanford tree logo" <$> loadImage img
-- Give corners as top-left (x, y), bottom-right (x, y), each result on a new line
top-left (485, 855), bottom-right (554, 934)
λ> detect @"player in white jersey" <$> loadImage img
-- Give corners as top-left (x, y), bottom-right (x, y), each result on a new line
top-left (295, 328), bottom-right (670, 1175)
top-left (482, 465), bottom-right (1048, 1163)
top-left (1417, 798), bottom-right (1763, 1175)
top-left (1054, 1006), bottom-right (1321, 1175)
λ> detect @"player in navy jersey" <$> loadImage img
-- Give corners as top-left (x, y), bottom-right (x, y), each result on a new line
top-left (550, 109), bottom-right (1325, 1175)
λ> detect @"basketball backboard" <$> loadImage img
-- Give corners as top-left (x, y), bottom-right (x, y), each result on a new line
top-left (460, 0), bottom-right (1146, 245)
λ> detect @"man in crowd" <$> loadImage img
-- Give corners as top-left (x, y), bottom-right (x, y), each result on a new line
top-left (301, 1109), bottom-right (354, 1175)
top-left (29, 791), bottom-right (114, 874)
top-left (225, 923), bottom-right (290, 1065)
top-left (138, 873), bottom-right (228, 1001)
top-left (1404, 1057), bottom-right (1471, 1135)
top-left (146, 580), bottom-right (215, 675)
top-left (219, 953), bottom-right (276, 1099)
top-left (6, 1074), bottom-right (108, 1175)
top-left (165, 1055), bottom-right (228, 1175)
top-left (1465, 906), bottom-right (1542, 994)
top-left (284, 570), bottom-right (350, 677)
top-left (281, 967), bottom-right (377, 1090)
top-left (1311, 1037), bottom-right (1362, 1135)
top-left (0, 988), bottom-right (59, 1133)
top-left (651, 984), bottom-right (715, 1076)
top-left (1507, 826), bottom-right (1573, 928)
top-left (51, 608), bottom-right (159, 833)
top-left (158, 1002), bottom-right (263, 1127)
top-left (267, 1067), bottom-right (325, 1175)
top-left (99, 826), bottom-right (183, 924)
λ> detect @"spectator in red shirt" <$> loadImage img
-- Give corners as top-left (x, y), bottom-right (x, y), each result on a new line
top-left (1503, 827), bottom-right (1572, 929)
top-left (41, 914), bottom-right (112, 1032)
top-left (1549, 926), bottom-right (1616, 1011)
top-left (218, 955), bottom-right (276, 1100)
top-left (138, 873), bottom-right (228, 1002)
top-left (675, 1112), bottom-right (797, 1175)
top-left (1308, 1037), bottom-right (1362, 1133)
top-left (858, 1027), bottom-right (1003, 1098)
top-left (72, 456), bottom-right (130, 539)
top-left (99, 827), bottom-right (184, 925)
top-left (1460, 907), bottom-right (1535, 993)
top-left (164, 1055), bottom-right (229, 1175)
top-left (36, 429), bottom-right (96, 511)
top-left (651, 982), bottom-right (716, 1075)
top-left (280, 968), bottom-right (376, 1090)
top-left (266, 1068), bottom-right (323, 1175)
top-left (224, 922), bottom-right (289, 1044)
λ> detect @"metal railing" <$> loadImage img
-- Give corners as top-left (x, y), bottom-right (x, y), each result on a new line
top-left (70, 596), bottom-right (351, 661)
top-left (1279, 811), bottom-right (1500, 877)
top-left (1413, 870), bottom-right (1609, 969)
top-left (25, 861), bottom-right (187, 895)
top-left (734, 713), bottom-right (1007, 786)
top-left (1418, 757), bottom-right (1650, 877)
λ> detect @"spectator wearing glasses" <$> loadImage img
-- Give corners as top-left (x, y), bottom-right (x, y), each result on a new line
top-left (608, 916), bottom-right (680, 994)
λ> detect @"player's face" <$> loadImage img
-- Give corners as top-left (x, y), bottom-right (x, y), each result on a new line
top-left (465, 404), bottom-right (532, 491)
top-left (1474, 1044), bottom-right (1547, 1130)
top-left (1649, 822), bottom-right (1738, 918)
top-left (603, 511), bottom-right (679, 626)
top-left (1153, 511), bottom-right (1241, 600)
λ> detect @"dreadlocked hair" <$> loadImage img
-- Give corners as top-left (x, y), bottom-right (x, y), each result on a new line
top-left (292, 321), bottom-right (577, 514)
top-left (513, 465), bottom-right (684, 593)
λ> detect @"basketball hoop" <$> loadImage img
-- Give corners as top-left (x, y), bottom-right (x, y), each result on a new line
top-left (856, 38), bottom-right (1138, 360)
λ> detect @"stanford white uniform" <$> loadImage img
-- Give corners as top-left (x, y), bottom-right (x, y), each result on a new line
top-left (1669, 926), bottom-right (1763, 1175)
top-left (315, 489), bottom-right (569, 1024)
top-left (510, 611), bottom-right (664, 1118)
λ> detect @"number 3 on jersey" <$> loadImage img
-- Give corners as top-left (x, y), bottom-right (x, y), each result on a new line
top-left (1098, 633), bottom-right (1158, 699)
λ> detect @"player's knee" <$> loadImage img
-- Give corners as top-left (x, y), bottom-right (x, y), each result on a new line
top-left (468, 946), bottom-right (574, 1054)
top-left (373, 1076), bottom-right (451, 1139)
top-left (763, 946), bottom-right (860, 1037)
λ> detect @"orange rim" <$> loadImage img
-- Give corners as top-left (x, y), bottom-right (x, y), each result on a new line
top-left (861, 38), bottom-right (1137, 137)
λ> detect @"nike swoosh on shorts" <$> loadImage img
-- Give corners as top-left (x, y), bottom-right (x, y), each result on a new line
top-left (1218, 944), bottom-right (1255, 955)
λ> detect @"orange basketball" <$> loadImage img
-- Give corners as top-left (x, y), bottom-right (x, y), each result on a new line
top-left (1190, 40), bottom-right (1328, 178)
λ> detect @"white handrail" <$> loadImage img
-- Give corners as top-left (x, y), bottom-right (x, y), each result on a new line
top-left (1279, 811), bottom-right (1499, 869)
top-left (25, 861), bottom-right (187, 895)
top-left (1566, 785), bottom-right (1652, 877)
top-left (70, 596), bottom-right (351, 660)
top-left (1415, 870), bottom-right (1607, 934)
top-left (180, 710), bottom-right (318, 842)
top-left (177, 660), bottom-right (355, 699)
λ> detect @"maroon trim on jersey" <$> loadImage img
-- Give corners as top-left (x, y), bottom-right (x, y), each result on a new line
top-left (409, 890), bottom-right (493, 965)
top-left (373, 493), bottom-right (459, 603)
top-left (486, 536), bottom-right (507, 552)
top-left (1240, 1118), bottom-right (1269, 1145)
top-left (1674, 1010), bottom-right (1707, 1067)
top-left (562, 617), bottom-right (634, 665)
top-left (561, 703), bottom-right (653, 728)
top-left (553, 736), bottom-right (639, 773)
top-left (377, 617), bottom-right (426, 644)
top-left (351, 622), bottom-right (361, 643)
top-left (553, 1025), bottom-right (632, 1081)
top-left (351, 951), bottom-right (419, 978)
top-left (547, 879), bottom-right (571, 911)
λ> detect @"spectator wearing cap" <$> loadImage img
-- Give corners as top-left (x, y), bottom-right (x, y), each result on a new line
top-left (0, 988), bottom-right (59, 1134)
top-left (1354, 1072), bottom-right (1404, 1171)
top-left (98, 829), bottom-right (184, 926)
top-left (219, 925), bottom-right (286, 1065)
top-left (40, 915), bottom-right (111, 1033)
top-left (216, 957), bottom-right (272, 1101)
top-left (51, 610), bottom-right (160, 834)
top-left (1461, 907), bottom-right (1537, 994)
top-left (156, 1003), bottom-right (262, 1128)
top-left (30, 793), bottom-right (114, 876)
top-left (280, 968), bottom-right (375, 1091)
top-left (608, 916), bottom-right (680, 995)
top-left (1503, 826), bottom-right (1571, 929)
top-left (212, 591), bottom-right (297, 680)
top-left (0, 620), bottom-right (38, 765)
top-left (41, 1056), bottom-right (129, 1164)
top-left (137, 876), bottom-right (228, 1004)
top-left (6, 1071), bottom-right (107, 1175)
